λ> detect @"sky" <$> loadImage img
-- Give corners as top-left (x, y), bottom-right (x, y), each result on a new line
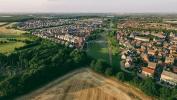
top-left (0, 0), bottom-right (177, 13)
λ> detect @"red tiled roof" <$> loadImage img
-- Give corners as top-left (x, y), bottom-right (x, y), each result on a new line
top-left (148, 62), bottom-right (157, 69)
top-left (142, 67), bottom-right (155, 74)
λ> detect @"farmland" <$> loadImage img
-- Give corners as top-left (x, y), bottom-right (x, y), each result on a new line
top-left (0, 22), bottom-right (32, 54)
top-left (0, 22), bottom-right (7, 26)
top-left (17, 68), bottom-right (152, 100)
top-left (0, 42), bottom-right (25, 54)
top-left (0, 22), bottom-right (25, 35)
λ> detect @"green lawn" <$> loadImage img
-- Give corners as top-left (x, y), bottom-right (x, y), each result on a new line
top-left (0, 34), bottom-right (32, 54)
top-left (87, 43), bottom-right (109, 61)
top-left (87, 42), bottom-right (121, 70)
top-left (0, 22), bottom-right (33, 54)
top-left (0, 22), bottom-right (7, 26)
top-left (0, 42), bottom-right (26, 54)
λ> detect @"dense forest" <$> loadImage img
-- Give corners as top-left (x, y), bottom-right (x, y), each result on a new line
top-left (0, 39), bottom-right (91, 99)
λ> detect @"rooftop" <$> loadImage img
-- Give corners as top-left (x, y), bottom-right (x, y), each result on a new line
top-left (161, 71), bottom-right (177, 82)
top-left (142, 67), bottom-right (155, 74)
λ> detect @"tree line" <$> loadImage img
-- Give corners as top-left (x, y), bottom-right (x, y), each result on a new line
top-left (90, 59), bottom-right (177, 100)
top-left (0, 39), bottom-right (91, 99)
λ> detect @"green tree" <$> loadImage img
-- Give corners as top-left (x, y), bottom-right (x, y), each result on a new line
top-left (140, 78), bottom-right (157, 96)
top-left (91, 60), bottom-right (108, 73)
top-left (159, 87), bottom-right (171, 99)
top-left (90, 60), bottom-right (96, 69)
top-left (94, 60), bottom-right (105, 73)
top-left (116, 72), bottom-right (125, 81)
top-left (168, 89), bottom-right (177, 100)
top-left (105, 68), bottom-right (113, 76)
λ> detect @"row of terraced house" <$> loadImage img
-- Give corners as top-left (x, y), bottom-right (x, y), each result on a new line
top-left (18, 18), bottom-right (103, 48)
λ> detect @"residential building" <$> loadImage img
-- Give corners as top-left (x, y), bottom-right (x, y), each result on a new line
top-left (135, 36), bottom-right (150, 42)
top-left (160, 71), bottom-right (177, 86)
top-left (142, 67), bottom-right (155, 77)
top-left (165, 57), bottom-right (175, 64)
top-left (147, 62), bottom-right (157, 70)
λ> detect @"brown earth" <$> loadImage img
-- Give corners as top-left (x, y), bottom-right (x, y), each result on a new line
top-left (16, 68), bottom-right (153, 100)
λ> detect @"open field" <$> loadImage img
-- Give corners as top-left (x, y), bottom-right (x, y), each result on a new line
top-left (17, 68), bottom-right (153, 100)
top-left (0, 15), bottom-right (32, 22)
top-left (87, 42), bottom-right (121, 68)
top-left (0, 22), bottom-right (31, 54)
top-left (86, 33), bottom-right (121, 69)
top-left (0, 23), bottom-right (25, 35)
top-left (0, 22), bottom-right (7, 26)
top-left (0, 42), bottom-right (25, 54)
top-left (87, 43), bottom-right (109, 62)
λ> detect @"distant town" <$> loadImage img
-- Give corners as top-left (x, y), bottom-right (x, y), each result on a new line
top-left (15, 16), bottom-right (177, 88)
top-left (18, 18), bottom-right (103, 48)
top-left (0, 14), bottom-right (177, 100)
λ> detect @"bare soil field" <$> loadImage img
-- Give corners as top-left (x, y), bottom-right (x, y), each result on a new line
top-left (16, 68), bottom-right (153, 100)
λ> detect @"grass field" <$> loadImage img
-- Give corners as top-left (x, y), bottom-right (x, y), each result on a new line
top-left (0, 22), bottom-right (31, 54)
top-left (0, 42), bottom-right (26, 54)
top-left (87, 43), bottom-right (109, 61)
top-left (87, 42), bottom-right (121, 69)
top-left (86, 27), bottom-right (121, 69)
top-left (0, 22), bottom-right (25, 35)
top-left (0, 22), bottom-right (7, 26)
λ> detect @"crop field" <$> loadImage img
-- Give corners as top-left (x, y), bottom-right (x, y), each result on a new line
top-left (17, 68), bottom-right (152, 100)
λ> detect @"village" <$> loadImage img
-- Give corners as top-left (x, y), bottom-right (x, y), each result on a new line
top-left (18, 18), bottom-right (103, 48)
top-left (1, 0), bottom-right (177, 99)
top-left (18, 18), bottom-right (77, 29)
top-left (118, 19), bottom-right (177, 31)
top-left (118, 30), bottom-right (177, 87)
top-left (18, 17), bottom-right (177, 88)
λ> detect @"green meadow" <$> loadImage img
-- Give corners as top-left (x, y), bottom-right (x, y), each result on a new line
top-left (0, 22), bottom-right (32, 54)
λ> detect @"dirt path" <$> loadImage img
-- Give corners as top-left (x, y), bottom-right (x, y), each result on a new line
top-left (16, 68), bottom-right (153, 100)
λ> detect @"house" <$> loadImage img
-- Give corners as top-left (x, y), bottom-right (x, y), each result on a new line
top-left (170, 32), bottom-right (175, 37)
top-left (126, 56), bottom-right (132, 62)
top-left (77, 37), bottom-right (84, 47)
top-left (135, 36), bottom-right (150, 42)
top-left (121, 54), bottom-right (126, 60)
top-left (160, 71), bottom-right (177, 86)
top-left (142, 67), bottom-right (155, 77)
top-left (173, 66), bottom-right (177, 73)
top-left (151, 33), bottom-right (165, 39)
top-left (124, 61), bottom-right (131, 68)
top-left (147, 62), bottom-right (157, 70)
top-left (117, 33), bottom-right (121, 40)
top-left (143, 32), bottom-right (150, 35)
top-left (129, 33), bottom-right (135, 38)
top-left (172, 53), bottom-right (177, 57)
top-left (165, 57), bottom-right (175, 64)
top-left (141, 53), bottom-right (149, 62)
top-left (148, 50), bottom-right (156, 55)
